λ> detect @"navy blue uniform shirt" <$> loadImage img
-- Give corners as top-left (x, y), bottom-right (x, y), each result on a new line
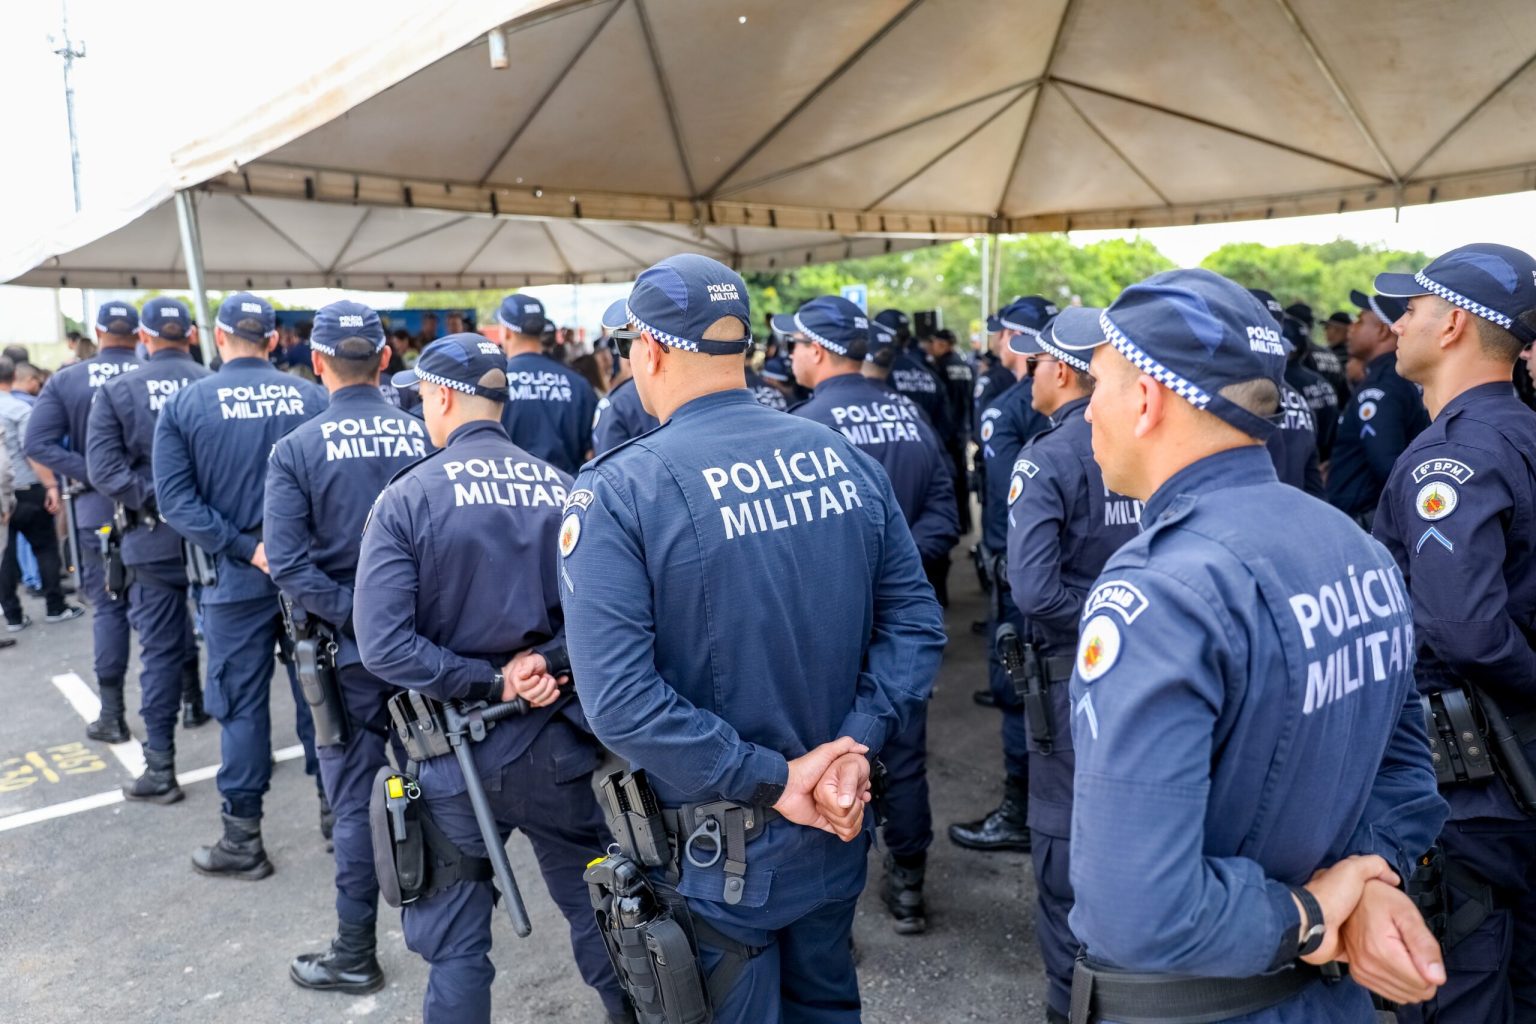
top-left (792, 373), bottom-right (959, 562)
top-left (354, 419), bottom-right (574, 795)
top-left (591, 378), bottom-right (660, 456)
top-left (154, 356), bottom-right (327, 603)
top-left (887, 352), bottom-right (955, 446)
top-left (1005, 396), bottom-right (1142, 657)
top-left (265, 383), bottom-right (431, 667)
top-left (25, 347), bottom-right (141, 527)
top-left (930, 350), bottom-right (974, 443)
top-left (972, 362), bottom-right (1014, 440)
top-left (1285, 361), bottom-right (1339, 462)
top-left (1266, 382), bottom-right (1325, 496)
top-left (85, 349), bottom-right (210, 566)
top-left (1068, 447), bottom-right (1445, 1006)
top-left (746, 367), bottom-right (788, 412)
top-left (499, 351), bottom-right (598, 474)
top-left (1374, 382), bottom-right (1536, 822)
top-left (979, 379), bottom-right (1051, 555)
top-left (1326, 353), bottom-right (1429, 517)
top-left (559, 389), bottom-right (946, 811)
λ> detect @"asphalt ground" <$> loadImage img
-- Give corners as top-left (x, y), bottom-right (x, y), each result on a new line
top-left (0, 558), bottom-right (1049, 1023)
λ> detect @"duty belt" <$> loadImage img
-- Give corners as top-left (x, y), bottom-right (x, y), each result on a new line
top-left (1069, 958), bottom-right (1322, 1024)
top-left (661, 801), bottom-right (776, 906)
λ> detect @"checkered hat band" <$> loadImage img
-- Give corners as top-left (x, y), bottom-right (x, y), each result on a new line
top-left (627, 305), bottom-right (701, 353)
top-left (999, 320), bottom-right (1041, 337)
top-left (1036, 335), bottom-right (1091, 373)
top-left (1367, 295), bottom-right (1396, 328)
top-left (794, 312), bottom-right (849, 356)
top-left (1416, 271), bottom-right (1513, 330)
top-left (1100, 310), bottom-right (1211, 408)
top-left (414, 367), bottom-right (479, 395)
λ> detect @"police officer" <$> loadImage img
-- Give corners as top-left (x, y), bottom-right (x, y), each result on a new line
top-left (591, 305), bottom-right (662, 457)
top-left (1326, 288), bottom-right (1430, 526)
top-left (1249, 290), bottom-right (1339, 464)
top-left (1003, 315), bottom-right (1142, 1022)
top-left (1369, 244), bottom-right (1536, 1024)
top-left (352, 333), bottom-right (627, 1023)
top-left (745, 362), bottom-right (789, 412)
top-left (25, 300), bottom-right (140, 739)
top-left (494, 293), bottom-right (597, 474)
top-left (949, 296), bottom-right (1054, 852)
top-left (786, 294), bottom-right (958, 935)
top-left (928, 326), bottom-right (976, 533)
top-left (264, 301), bottom-right (431, 994)
top-left (155, 292), bottom-right (328, 878)
top-left (1250, 291), bottom-right (1326, 495)
top-left (84, 299), bottom-right (210, 801)
top-left (1048, 269), bottom-right (1447, 1022)
top-left (560, 255), bottom-right (946, 1020)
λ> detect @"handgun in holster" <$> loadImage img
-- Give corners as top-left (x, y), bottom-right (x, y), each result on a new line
top-left (1405, 845), bottom-right (1450, 943)
top-left (281, 594), bottom-right (349, 748)
top-left (997, 622), bottom-right (1052, 754)
top-left (99, 512), bottom-right (128, 601)
top-left (585, 851), bottom-right (711, 1024)
top-left (181, 539), bottom-right (218, 587)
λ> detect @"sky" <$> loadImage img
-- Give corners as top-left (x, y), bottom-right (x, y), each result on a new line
top-left (4, 0), bottom-right (1536, 338)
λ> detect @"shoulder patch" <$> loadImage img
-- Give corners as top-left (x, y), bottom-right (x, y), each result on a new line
top-left (566, 488), bottom-right (595, 512)
top-left (1358, 400), bottom-right (1378, 422)
top-left (1358, 387), bottom-right (1386, 402)
top-left (980, 419), bottom-right (995, 442)
top-left (1083, 579), bottom-right (1150, 624)
top-left (558, 512), bottom-right (582, 557)
top-left (1076, 614), bottom-right (1122, 683)
top-left (1415, 481), bottom-right (1458, 521)
top-left (1013, 458), bottom-right (1040, 478)
top-left (1412, 458), bottom-right (1474, 485)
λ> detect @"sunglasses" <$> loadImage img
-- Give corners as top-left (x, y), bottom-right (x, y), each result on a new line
top-left (1025, 355), bottom-right (1058, 377)
top-left (611, 326), bottom-right (668, 361)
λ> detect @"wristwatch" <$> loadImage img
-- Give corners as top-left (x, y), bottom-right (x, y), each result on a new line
top-left (1292, 886), bottom-right (1326, 957)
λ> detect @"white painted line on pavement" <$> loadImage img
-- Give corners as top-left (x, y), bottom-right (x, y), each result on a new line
top-left (51, 672), bottom-right (145, 777)
top-left (0, 744), bottom-right (306, 834)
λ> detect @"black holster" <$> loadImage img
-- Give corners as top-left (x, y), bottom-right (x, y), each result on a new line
top-left (282, 595), bottom-right (348, 748)
top-left (369, 766), bottom-right (492, 908)
top-left (998, 622), bottom-right (1053, 754)
top-left (99, 516), bottom-right (129, 601)
top-left (1425, 686), bottom-right (1536, 814)
top-left (182, 540), bottom-right (218, 587)
top-left (586, 852), bottom-right (712, 1024)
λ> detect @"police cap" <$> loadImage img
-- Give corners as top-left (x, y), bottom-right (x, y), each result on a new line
top-left (1374, 242), bottom-right (1536, 344)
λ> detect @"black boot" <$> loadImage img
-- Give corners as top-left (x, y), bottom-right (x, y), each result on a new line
top-left (192, 813), bottom-right (274, 880)
top-left (123, 746), bottom-right (184, 804)
top-left (318, 789), bottom-right (335, 852)
top-left (882, 852), bottom-right (928, 935)
top-left (289, 920), bottom-right (384, 994)
top-left (947, 775), bottom-right (1031, 852)
top-left (181, 658), bottom-right (209, 728)
top-left (86, 677), bottom-right (130, 744)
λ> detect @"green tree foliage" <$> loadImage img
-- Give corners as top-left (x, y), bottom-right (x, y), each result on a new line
top-left (1200, 240), bottom-right (1427, 322)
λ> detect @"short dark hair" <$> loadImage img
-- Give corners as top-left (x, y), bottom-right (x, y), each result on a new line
top-left (1218, 378), bottom-right (1280, 417)
top-left (318, 346), bottom-right (381, 385)
top-left (0, 356), bottom-right (13, 384)
top-left (1072, 368), bottom-right (1095, 391)
top-left (1472, 308), bottom-right (1536, 365)
top-left (2, 345), bottom-right (28, 364)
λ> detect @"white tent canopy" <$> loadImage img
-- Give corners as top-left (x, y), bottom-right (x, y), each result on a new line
top-left (7, 191), bottom-right (937, 291)
top-left (6, 0), bottom-right (1536, 288)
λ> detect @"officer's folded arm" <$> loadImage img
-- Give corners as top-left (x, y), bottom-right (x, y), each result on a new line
top-left (152, 402), bottom-right (252, 560)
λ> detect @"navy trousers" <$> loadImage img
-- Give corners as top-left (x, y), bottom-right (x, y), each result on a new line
top-left (881, 700), bottom-right (933, 859)
top-left (402, 717), bottom-right (626, 1022)
top-left (77, 525), bottom-right (131, 681)
top-left (126, 566), bottom-right (195, 750)
top-left (201, 595), bottom-right (317, 818)
top-left (319, 663), bottom-right (392, 927)
top-left (1397, 815), bottom-right (1536, 1024)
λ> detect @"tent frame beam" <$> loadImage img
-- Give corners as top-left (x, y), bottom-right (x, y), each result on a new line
top-left (1404, 47), bottom-right (1536, 181)
top-left (633, 0), bottom-right (698, 197)
top-left (1054, 81), bottom-right (1171, 207)
top-left (864, 87), bottom-right (1037, 210)
top-left (1270, 0), bottom-right (1400, 185)
top-left (996, 0), bottom-right (1078, 214)
top-left (701, 0), bottom-right (932, 198)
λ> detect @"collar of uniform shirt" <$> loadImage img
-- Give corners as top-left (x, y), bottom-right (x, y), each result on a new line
top-left (149, 348), bottom-right (195, 363)
top-left (1439, 379), bottom-right (1516, 418)
top-left (666, 387), bottom-right (758, 423)
top-left (1365, 351), bottom-right (1398, 376)
top-left (1048, 394), bottom-right (1090, 428)
top-left (1141, 445), bottom-right (1277, 526)
top-left (330, 382), bottom-right (389, 402)
top-left (222, 355), bottom-right (273, 370)
top-left (443, 418), bottom-right (508, 446)
top-left (813, 372), bottom-right (867, 394)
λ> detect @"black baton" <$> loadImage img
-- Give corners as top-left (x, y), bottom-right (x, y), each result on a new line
top-left (443, 700), bottom-right (534, 937)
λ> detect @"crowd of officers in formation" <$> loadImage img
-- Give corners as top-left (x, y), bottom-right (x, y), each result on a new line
top-left (1, 239), bottom-right (1536, 1024)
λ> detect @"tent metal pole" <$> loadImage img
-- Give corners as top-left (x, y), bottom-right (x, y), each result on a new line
top-left (990, 232), bottom-right (1003, 313)
top-left (978, 234), bottom-right (990, 341)
top-left (174, 190), bottom-right (216, 364)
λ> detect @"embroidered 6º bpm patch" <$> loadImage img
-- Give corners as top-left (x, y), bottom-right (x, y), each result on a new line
top-left (1076, 613), bottom-right (1121, 683)
top-left (559, 512), bottom-right (582, 556)
top-left (1416, 481), bottom-right (1457, 521)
